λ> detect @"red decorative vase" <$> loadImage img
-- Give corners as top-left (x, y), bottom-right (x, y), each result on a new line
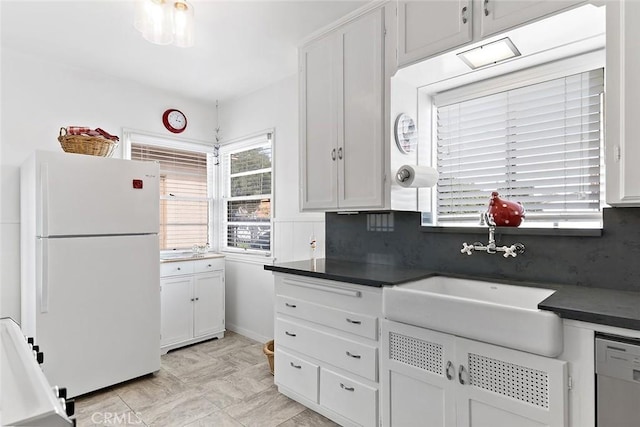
top-left (487, 191), bottom-right (525, 227)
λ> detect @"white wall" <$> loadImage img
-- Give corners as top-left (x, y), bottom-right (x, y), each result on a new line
top-left (217, 74), bottom-right (324, 343)
top-left (0, 48), bottom-right (217, 321)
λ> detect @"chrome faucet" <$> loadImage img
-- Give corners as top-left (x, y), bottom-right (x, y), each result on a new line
top-left (461, 212), bottom-right (525, 258)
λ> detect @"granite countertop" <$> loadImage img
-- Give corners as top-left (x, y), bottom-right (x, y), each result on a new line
top-left (265, 258), bottom-right (640, 331)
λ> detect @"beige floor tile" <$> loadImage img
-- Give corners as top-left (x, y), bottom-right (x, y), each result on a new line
top-left (277, 409), bottom-right (340, 427)
top-left (74, 392), bottom-right (137, 427)
top-left (183, 410), bottom-right (244, 427)
top-left (224, 385), bottom-right (306, 427)
top-left (137, 389), bottom-right (218, 427)
top-left (114, 368), bottom-right (187, 412)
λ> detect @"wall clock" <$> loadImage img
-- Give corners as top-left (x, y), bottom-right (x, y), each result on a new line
top-left (162, 109), bottom-right (187, 133)
top-left (394, 113), bottom-right (417, 154)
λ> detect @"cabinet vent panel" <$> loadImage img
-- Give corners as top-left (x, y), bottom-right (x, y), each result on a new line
top-left (389, 332), bottom-right (443, 375)
top-left (468, 353), bottom-right (549, 409)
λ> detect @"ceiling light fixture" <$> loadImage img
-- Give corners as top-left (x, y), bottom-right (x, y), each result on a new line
top-left (457, 37), bottom-right (521, 69)
top-left (134, 0), bottom-right (194, 48)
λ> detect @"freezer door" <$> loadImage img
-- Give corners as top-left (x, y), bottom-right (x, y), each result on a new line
top-left (35, 234), bottom-right (160, 397)
top-left (36, 151), bottom-right (159, 236)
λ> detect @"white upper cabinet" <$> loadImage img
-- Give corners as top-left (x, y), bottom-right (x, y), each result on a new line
top-left (398, 0), bottom-right (472, 68)
top-left (300, 5), bottom-right (389, 211)
top-left (398, 0), bottom-right (585, 68)
top-left (480, 0), bottom-right (585, 38)
top-left (605, 0), bottom-right (640, 206)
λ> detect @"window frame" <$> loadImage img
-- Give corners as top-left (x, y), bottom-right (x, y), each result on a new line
top-left (417, 51), bottom-right (606, 229)
top-left (123, 129), bottom-right (215, 252)
top-left (217, 130), bottom-right (274, 257)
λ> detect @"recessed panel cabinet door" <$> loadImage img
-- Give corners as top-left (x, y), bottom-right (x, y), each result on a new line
top-left (160, 277), bottom-right (193, 347)
top-left (480, 0), bottom-right (584, 38)
top-left (398, 0), bottom-right (472, 68)
top-left (338, 7), bottom-right (385, 209)
top-left (606, 0), bottom-right (640, 206)
top-left (300, 33), bottom-right (339, 210)
top-left (455, 337), bottom-right (568, 427)
top-left (193, 272), bottom-right (225, 338)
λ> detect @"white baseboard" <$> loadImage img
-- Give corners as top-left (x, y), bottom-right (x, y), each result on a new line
top-left (226, 322), bottom-right (272, 344)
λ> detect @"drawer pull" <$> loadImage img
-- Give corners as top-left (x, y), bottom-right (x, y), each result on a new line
top-left (207, 264), bottom-right (212, 267)
top-left (346, 351), bottom-right (361, 359)
top-left (285, 303), bottom-right (297, 308)
top-left (285, 331), bottom-right (297, 337)
top-left (340, 383), bottom-right (355, 392)
top-left (177, 267), bottom-right (181, 271)
top-left (290, 362), bottom-right (302, 369)
top-left (346, 318), bottom-right (361, 325)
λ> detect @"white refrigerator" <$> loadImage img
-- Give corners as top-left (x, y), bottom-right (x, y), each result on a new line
top-left (20, 150), bottom-right (161, 398)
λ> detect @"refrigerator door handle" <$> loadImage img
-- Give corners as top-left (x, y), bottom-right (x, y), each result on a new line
top-left (39, 162), bottom-right (49, 237)
top-left (38, 238), bottom-right (49, 313)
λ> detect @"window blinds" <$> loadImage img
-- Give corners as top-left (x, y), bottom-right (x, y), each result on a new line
top-left (435, 68), bottom-right (604, 225)
top-left (131, 143), bottom-right (210, 250)
top-left (222, 135), bottom-right (272, 252)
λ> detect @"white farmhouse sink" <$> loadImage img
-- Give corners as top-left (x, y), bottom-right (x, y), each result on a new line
top-left (383, 276), bottom-right (563, 357)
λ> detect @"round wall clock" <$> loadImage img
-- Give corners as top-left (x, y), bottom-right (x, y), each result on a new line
top-left (162, 109), bottom-right (187, 133)
top-left (394, 113), bottom-right (417, 154)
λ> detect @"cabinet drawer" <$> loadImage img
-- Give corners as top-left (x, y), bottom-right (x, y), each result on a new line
top-left (320, 368), bottom-right (378, 427)
top-left (275, 348), bottom-right (319, 403)
top-left (193, 257), bottom-right (224, 273)
top-left (276, 318), bottom-right (377, 381)
top-left (160, 261), bottom-right (194, 277)
top-left (276, 295), bottom-right (377, 340)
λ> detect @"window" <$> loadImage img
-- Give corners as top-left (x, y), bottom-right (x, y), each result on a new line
top-left (130, 141), bottom-right (212, 250)
top-left (434, 68), bottom-right (604, 227)
top-left (220, 132), bottom-right (273, 253)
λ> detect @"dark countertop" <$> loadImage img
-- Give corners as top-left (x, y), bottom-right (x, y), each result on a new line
top-left (264, 259), bottom-right (435, 287)
top-left (265, 258), bottom-right (640, 331)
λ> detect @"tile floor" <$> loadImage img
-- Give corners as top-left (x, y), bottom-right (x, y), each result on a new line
top-left (75, 332), bottom-right (339, 427)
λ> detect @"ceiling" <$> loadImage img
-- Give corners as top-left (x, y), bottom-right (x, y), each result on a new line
top-left (0, 0), bottom-right (367, 104)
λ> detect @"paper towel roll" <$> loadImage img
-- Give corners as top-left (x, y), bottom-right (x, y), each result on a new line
top-left (395, 164), bottom-right (439, 188)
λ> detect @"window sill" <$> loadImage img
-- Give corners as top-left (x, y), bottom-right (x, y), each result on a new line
top-left (420, 225), bottom-right (602, 237)
top-left (222, 250), bottom-right (274, 265)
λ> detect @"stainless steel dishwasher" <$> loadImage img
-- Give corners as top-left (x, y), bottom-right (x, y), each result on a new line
top-left (595, 334), bottom-right (640, 426)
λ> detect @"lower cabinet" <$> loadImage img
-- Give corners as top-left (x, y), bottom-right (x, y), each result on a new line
top-left (381, 320), bottom-right (568, 427)
top-left (273, 273), bottom-right (382, 427)
top-left (160, 257), bottom-right (225, 354)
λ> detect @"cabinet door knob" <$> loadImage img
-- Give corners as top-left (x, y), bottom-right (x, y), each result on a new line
top-left (285, 331), bottom-right (297, 337)
top-left (290, 362), bottom-right (302, 369)
top-left (285, 302), bottom-right (297, 308)
top-left (331, 148), bottom-right (337, 161)
top-left (461, 6), bottom-right (468, 24)
top-left (484, 0), bottom-right (490, 16)
top-left (346, 318), bottom-right (361, 325)
top-left (340, 383), bottom-right (355, 392)
top-left (346, 351), bottom-right (361, 359)
top-left (446, 361), bottom-right (455, 380)
top-left (338, 147), bottom-right (343, 159)
top-left (177, 267), bottom-right (181, 271)
top-left (458, 365), bottom-right (468, 385)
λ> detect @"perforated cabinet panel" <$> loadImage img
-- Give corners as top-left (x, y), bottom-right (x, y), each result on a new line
top-left (468, 352), bottom-right (550, 409)
top-left (389, 332), bottom-right (443, 375)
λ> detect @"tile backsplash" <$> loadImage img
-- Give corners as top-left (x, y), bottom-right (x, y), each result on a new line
top-left (326, 208), bottom-right (640, 291)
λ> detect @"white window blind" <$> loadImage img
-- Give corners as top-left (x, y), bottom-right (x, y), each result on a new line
top-left (221, 134), bottom-right (272, 253)
top-left (131, 143), bottom-right (211, 250)
top-left (435, 68), bottom-right (604, 226)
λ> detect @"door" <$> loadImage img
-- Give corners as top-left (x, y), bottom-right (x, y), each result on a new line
top-left (455, 337), bottom-right (568, 427)
top-left (338, 7), bottom-right (385, 209)
top-left (300, 32), bottom-right (339, 210)
top-left (398, 0), bottom-right (472, 68)
top-left (161, 276), bottom-right (194, 347)
top-left (36, 150), bottom-right (159, 236)
top-left (381, 320), bottom-right (457, 427)
top-left (193, 271), bottom-right (225, 338)
top-left (37, 234), bottom-right (160, 397)
top-left (480, 0), bottom-right (583, 38)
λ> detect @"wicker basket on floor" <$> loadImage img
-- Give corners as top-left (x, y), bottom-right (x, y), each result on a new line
top-left (58, 127), bottom-right (117, 157)
top-left (263, 339), bottom-right (274, 375)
